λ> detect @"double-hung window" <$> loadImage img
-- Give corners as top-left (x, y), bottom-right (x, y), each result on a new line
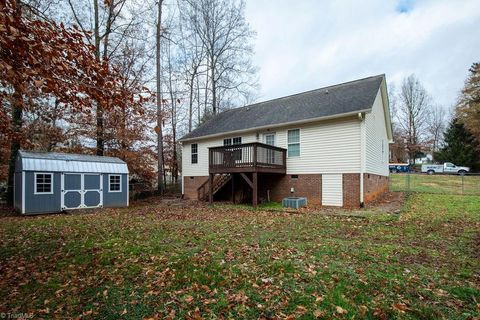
top-left (287, 129), bottom-right (300, 157)
top-left (35, 173), bottom-right (53, 194)
top-left (109, 175), bottom-right (121, 192)
top-left (191, 143), bottom-right (198, 164)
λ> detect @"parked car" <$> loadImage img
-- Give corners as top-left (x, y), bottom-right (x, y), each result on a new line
top-left (389, 163), bottom-right (411, 173)
top-left (421, 162), bottom-right (470, 175)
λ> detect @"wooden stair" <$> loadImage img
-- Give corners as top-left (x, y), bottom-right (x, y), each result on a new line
top-left (197, 174), bottom-right (232, 201)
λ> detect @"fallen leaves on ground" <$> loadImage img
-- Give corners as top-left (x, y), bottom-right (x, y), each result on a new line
top-left (0, 194), bottom-right (479, 318)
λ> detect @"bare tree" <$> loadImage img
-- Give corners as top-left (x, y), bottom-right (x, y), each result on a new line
top-left (395, 75), bottom-right (431, 163)
top-left (426, 105), bottom-right (447, 159)
top-left (156, 0), bottom-right (165, 193)
top-left (165, 37), bottom-right (181, 183)
top-left (185, 0), bottom-right (257, 115)
top-left (178, 5), bottom-right (206, 132)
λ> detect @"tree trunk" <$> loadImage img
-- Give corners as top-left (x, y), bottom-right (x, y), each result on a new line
top-left (188, 71), bottom-right (195, 132)
top-left (6, 2), bottom-right (23, 206)
top-left (204, 67), bottom-right (209, 116)
top-left (196, 72), bottom-right (201, 125)
top-left (211, 61), bottom-right (216, 114)
top-left (47, 98), bottom-right (60, 152)
top-left (93, 0), bottom-right (104, 155)
top-left (156, 0), bottom-right (165, 193)
top-left (167, 45), bottom-right (178, 185)
top-left (6, 87), bottom-right (23, 206)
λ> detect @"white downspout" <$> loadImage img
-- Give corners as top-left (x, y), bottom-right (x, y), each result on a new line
top-left (359, 112), bottom-right (365, 207)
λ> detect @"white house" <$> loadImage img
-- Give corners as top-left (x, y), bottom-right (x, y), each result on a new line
top-left (179, 74), bottom-right (393, 208)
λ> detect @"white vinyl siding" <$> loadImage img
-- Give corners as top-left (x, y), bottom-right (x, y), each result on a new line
top-left (277, 117), bottom-right (361, 174)
top-left (322, 174), bottom-right (343, 206)
top-left (365, 89), bottom-right (389, 176)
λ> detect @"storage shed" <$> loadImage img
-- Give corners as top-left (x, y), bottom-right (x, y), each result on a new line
top-left (14, 151), bottom-right (129, 215)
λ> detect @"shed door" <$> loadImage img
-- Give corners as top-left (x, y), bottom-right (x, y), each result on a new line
top-left (61, 173), bottom-right (103, 210)
top-left (322, 174), bottom-right (343, 207)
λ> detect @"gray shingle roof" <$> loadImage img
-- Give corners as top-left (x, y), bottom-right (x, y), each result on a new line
top-left (181, 74), bottom-right (385, 141)
top-left (18, 151), bottom-right (126, 164)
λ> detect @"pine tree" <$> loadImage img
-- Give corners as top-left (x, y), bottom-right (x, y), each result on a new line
top-left (435, 118), bottom-right (479, 169)
top-left (456, 62), bottom-right (480, 144)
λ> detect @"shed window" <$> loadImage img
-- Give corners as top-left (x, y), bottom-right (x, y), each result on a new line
top-left (287, 129), bottom-right (300, 157)
top-left (109, 175), bottom-right (121, 192)
top-left (35, 173), bottom-right (53, 194)
top-left (191, 143), bottom-right (198, 164)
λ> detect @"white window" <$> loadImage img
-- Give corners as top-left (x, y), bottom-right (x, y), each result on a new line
top-left (109, 175), bottom-right (121, 192)
top-left (224, 137), bottom-right (242, 146)
top-left (264, 133), bottom-right (275, 146)
top-left (191, 143), bottom-right (198, 164)
top-left (35, 173), bottom-right (53, 194)
top-left (287, 129), bottom-right (300, 157)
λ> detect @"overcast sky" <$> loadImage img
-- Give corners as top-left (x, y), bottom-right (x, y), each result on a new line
top-left (245, 0), bottom-right (480, 110)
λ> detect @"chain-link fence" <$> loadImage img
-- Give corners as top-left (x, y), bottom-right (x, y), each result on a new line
top-left (129, 181), bottom-right (182, 200)
top-left (389, 173), bottom-right (480, 195)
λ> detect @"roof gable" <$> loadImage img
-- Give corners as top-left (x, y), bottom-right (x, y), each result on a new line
top-left (181, 74), bottom-right (385, 141)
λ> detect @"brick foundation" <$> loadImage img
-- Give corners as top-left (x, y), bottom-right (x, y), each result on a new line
top-left (363, 173), bottom-right (389, 204)
top-left (183, 172), bottom-right (388, 208)
top-left (183, 176), bottom-right (209, 200)
top-left (260, 174), bottom-right (322, 205)
top-left (342, 173), bottom-right (361, 208)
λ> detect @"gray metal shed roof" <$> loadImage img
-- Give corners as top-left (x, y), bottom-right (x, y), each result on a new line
top-left (17, 151), bottom-right (129, 174)
top-left (181, 74), bottom-right (385, 141)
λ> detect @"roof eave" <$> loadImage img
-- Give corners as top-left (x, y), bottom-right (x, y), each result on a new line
top-left (179, 108), bottom-right (373, 143)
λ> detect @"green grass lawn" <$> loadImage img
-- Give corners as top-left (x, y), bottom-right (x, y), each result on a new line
top-left (390, 173), bottom-right (480, 195)
top-left (0, 194), bottom-right (479, 319)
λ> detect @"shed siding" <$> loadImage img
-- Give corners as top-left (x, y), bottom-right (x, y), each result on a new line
top-left (182, 134), bottom-right (257, 177)
top-left (365, 89), bottom-right (389, 176)
top-left (14, 172), bottom-right (22, 211)
top-left (24, 172), bottom-right (61, 214)
top-left (103, 173), bottom-right (128, 207)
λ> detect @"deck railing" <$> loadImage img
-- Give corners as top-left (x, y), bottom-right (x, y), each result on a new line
top-left (209, 142), bottom-right (286, 173)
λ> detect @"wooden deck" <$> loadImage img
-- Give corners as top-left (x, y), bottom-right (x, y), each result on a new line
top-left (209, 142), bottom-right (286, 174)
top-left (206, 143), bottom-right (286, 207)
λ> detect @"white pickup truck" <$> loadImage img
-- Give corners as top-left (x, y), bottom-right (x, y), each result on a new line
top-left (421, 162), bottom-right (470, 175)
